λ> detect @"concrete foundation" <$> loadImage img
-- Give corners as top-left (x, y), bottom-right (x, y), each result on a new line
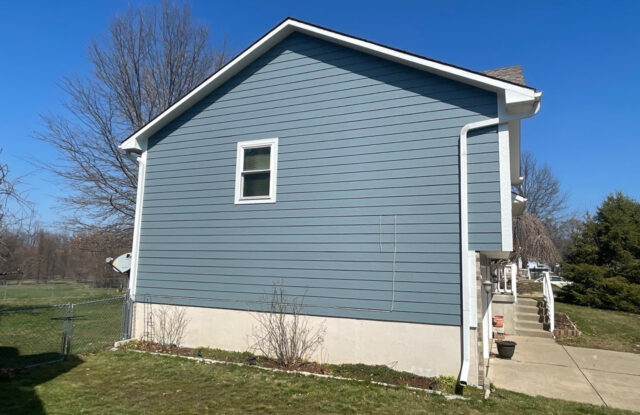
top-left (132, 302), bottom-right (478, 384)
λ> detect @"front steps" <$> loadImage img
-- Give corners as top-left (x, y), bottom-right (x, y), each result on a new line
top-left (515, 298), bottom-right (552, 338)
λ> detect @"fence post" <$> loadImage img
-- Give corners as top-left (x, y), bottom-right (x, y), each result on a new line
top-left (61, 303), bottom-right (74, 358)
top-left (120, 294), bottom-right (132, 340)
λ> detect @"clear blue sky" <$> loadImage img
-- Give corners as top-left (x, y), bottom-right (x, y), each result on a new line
top-left (1, 1), bottom-right (638, 227)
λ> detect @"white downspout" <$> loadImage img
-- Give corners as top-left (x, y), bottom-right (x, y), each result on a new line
top-left (458, 118), bottom-right (498, 385)
top-left (458, 93), bottom-right (541, 385)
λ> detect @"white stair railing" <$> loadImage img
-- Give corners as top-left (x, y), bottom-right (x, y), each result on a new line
top-left (542, 271), bottom-right (555, 333)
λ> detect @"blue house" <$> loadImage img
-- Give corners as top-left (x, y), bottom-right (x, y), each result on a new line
top-left (120, 18), bottom-right (541, 385)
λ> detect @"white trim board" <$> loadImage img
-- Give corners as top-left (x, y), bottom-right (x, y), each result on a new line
top-left (498, 123), bottom-right (514, 251)
top-left (234, 137), bottom-right (279, 204)
top-left (128, 150), bottom-right (147, 298)
top-left (120, 18), bottom-right (539, 153)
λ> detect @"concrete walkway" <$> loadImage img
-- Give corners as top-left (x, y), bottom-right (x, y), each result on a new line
top-left (487, 335), bottom-right (640, 412)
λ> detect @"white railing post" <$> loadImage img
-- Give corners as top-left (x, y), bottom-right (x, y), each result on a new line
top-left (543, 271), bottom-right (554, 333)
top-left (512, 268), bottom-right (517, 303)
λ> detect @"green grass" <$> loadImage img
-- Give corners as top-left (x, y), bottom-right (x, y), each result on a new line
top-left (555, 302), bottom-right (640, 354)
top-left (0, 350), bottom-right (634, 415)
top-left (0, 297), bottom-right (124, 368)
top-left (0, 282), bottom-right (121, 308)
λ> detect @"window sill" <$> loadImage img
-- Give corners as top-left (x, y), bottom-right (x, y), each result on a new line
top-left (234, 197), bottom-right (277, 205)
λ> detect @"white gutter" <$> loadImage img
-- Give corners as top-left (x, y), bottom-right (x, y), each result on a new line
top-left (458, 92), bottom-right (541, 385)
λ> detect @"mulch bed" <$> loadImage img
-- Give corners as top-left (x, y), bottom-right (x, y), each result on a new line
top-left (122, 341), bottom-right (437, 390)
top-left (129, 341), bottom-right (195, 357)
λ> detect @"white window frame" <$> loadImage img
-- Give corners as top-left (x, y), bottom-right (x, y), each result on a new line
top-left (234, 137), bottom-right (278, 204)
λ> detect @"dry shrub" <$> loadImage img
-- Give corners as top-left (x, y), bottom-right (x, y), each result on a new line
top-left (154, 305), bottom-right (189, 350)
top-left (251, 286), bottom-right (326, 369)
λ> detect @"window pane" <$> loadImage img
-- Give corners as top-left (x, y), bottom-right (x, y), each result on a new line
top-left (243, 172), bottom-right (270, 197)
top-left (244, 147), bottom-right (270, 171)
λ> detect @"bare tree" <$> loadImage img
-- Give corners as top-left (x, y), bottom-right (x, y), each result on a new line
top-left (251, 286), bottom-right (326, 369)
top-left (550, 214), bottom-right (583, 257)
top-left (512, 212), bottom-right (561, 266)
top-left (38, 2), bottom-right (228, 233)
top-left (0, 151), bottom-right (33, 276)
top-left (0, 151), bottom-right (31, 229)
top-left (512, 152), bottom-right (568, 265)
top-left (519, 151), bottom-right (568, 221)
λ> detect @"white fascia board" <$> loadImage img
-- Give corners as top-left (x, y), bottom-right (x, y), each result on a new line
top-left (119, 18), bottom-right (538, 152)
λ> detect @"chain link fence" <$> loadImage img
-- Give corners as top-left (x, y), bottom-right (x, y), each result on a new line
top-left (0, 280), bottom-right (126, 306)
top-left (0, 295), bottom-right (130, 369)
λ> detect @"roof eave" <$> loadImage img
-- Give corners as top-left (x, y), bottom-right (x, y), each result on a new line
top-left (120, 18), bottom-right (539, 153)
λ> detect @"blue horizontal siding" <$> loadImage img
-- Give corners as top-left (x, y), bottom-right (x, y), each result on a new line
top-left (468, 127), bottom-right (502, 250)
top-left (137, 32), bottom-right (504, 326)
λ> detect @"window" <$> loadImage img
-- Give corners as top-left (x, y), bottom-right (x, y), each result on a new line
top-left (234, 138), bottom-right (278, 204)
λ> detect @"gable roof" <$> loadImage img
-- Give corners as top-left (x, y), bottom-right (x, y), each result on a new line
top-left (483, 65), bottom-right (527, 87)
top-left (121, 18), bottom-right (540, 152)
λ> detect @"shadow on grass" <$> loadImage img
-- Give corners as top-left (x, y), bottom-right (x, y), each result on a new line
top-left (0, 347), bottom-right (83, 415)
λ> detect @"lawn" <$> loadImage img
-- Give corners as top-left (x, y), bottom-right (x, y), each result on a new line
top-left (0, 351), bottom-right (634, 415)
top-left (0, 296), bottom-right (125, 368)
top-left (0, 282), bottom-right (121, 308)
top-left (555, 302), bottom-right (640, 354)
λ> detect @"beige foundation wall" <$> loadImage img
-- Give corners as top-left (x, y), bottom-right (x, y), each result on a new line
top-left (132, 303), bottom-right (475, 382)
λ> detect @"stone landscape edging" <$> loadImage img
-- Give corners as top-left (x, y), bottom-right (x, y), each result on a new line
top-left (112, 345), bottom-right (470, 401)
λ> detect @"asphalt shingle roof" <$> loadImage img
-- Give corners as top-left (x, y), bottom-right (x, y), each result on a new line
top-left (482, 65), bottom-right (527, 87)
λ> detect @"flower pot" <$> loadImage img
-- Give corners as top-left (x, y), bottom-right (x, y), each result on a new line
top-left (496, 340), bottom-right (517, 359)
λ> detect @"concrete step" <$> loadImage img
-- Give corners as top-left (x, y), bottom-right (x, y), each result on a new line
top-left (516, 312), bottom-right (542, 323)
top-left (518, 297), bottom-right (539, 306)
top-left (516, 320), bottom-right (545, 330)
top-left (493, 293), bottom-right (515, 303)
top-left (515, 328), bottom-right (553, 338)
top-left (516, 305), bottom-right (540, 314)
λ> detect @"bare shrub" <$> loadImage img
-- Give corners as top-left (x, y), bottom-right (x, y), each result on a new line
top-left (154, 305), bottom-right (189, 350)
top-left (250, 286), bottom-right (326, 369)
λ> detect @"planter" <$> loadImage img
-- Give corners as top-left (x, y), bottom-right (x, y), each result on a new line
top-left (496, 340), bottom-right (517, 359)
top-left (492, 315), bottom-right (504, 328)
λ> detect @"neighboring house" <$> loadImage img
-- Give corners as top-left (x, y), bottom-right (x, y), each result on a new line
top-left (120, 18), bottom-right (541, 386)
